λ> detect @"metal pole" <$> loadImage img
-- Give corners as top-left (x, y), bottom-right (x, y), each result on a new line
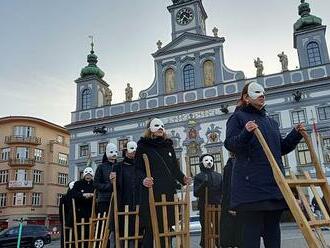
top-left (17, 218), bottom-right (23, 248)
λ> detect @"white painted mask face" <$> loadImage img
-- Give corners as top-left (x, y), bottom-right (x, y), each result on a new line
top-left (69, 181), bottom-right (76, 190)
top-left (106, 143), bottom-right (118, 160)
top-left (248, 82), bottom-right (265, 100)
top-left (149, 118), bottom-right (165, 133)
top-left (126, 141), bottom-right (137, 154)
top-left (202, 155), bottom-right (214, 169)
top-left (83, 167), bottom-right (94, 177)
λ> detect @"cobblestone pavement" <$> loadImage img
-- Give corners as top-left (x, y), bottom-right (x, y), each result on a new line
top-left (46, 225), bottom-right (330, 247)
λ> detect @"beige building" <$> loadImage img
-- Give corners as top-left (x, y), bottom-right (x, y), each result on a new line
top-left (0, 116), bottom-right (70, 231)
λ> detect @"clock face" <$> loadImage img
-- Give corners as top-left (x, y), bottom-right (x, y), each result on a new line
top-left (176, 8), bottom-right (194, 25)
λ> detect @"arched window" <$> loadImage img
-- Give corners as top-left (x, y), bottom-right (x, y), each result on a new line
top-left (82, 88), bottom-right (91, 110)
top-left (183, 64), bottom-right (195, 90)
top-left (165, 68), bottom-right (176, 94)
top-left (307, 42), bottom-right (322, 67)
top-left (203, 60), bottom-right (215, 87)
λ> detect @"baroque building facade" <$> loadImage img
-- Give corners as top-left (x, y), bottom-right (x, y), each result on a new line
top-left (0, 116), bottom-right (70, 230)
top-left (67, 0), bottom-right (330, 210)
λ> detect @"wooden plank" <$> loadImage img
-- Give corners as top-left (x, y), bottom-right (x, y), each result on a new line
top-left (143, 154), bottom-right (161, 248)
top-left (112, 178), bottom-right (121, 248)
top-left (254, 128), bottom-right (321, 248)
top-left (93, 213), bottom-right (100, 248)
top-left (134, 205), bottom-right (140, 248)
top-left (287, 179), bottom-right (327, 186)
top-left (184, 156), bottom-right (191, 247)
top-left (124, 205), bottom-right (129, 248)
top-left (161, 194), bottom-right (170, 248)
top-left (72, 199), bottom-right (79, 248)
top-left (174, 195), bottom-right (181, 248)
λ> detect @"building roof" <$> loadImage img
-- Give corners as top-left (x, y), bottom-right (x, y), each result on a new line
top-left (0, 116), bottom-right (69, 134)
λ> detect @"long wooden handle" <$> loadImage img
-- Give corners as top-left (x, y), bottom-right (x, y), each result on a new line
top-left (142, 154), bottom-right (161, 248)
top-left (112, 177), bottom-right (121, 248)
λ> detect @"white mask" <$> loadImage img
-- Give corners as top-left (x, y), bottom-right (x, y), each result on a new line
top-left (106, 143), bottom-right (118, 160)
top-left (68, 181), bottom-right (76, 190)
top-left (149, 118), bottom-right (165, 133)
top-left (202, 155), bottom-right (214, 169)
top-left (126, 141), bottom-right (137, 154)
top-left (248, 82), bottom-right (265, 100)
top-left (83, 167), bottom-right (94, 177)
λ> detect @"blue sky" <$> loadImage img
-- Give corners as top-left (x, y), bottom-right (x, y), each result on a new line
top-left (0, 0), bottom-right (329, 126)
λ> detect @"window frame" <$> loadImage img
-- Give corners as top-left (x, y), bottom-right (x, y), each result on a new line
top-left (81, 88), bottom-right (92, 110)
top-left (183, 64), bottom-right (195, 90)
top-left (291, 110), bottom-right (306, 125)
top-left (307, 41), bottom-right (322, 67)
top-left (318, 106), bottom-right (330, 121)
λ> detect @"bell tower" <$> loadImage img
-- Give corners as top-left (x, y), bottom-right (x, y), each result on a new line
top-left (168, 0), bottom-right (207, 40)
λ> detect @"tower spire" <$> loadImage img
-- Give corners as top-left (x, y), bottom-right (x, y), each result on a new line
top-left (294, 0), bottom-right (322, 31)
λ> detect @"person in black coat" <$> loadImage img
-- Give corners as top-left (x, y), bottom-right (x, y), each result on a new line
top-left (94, 143), bottom-right (118, 215)
top-left (59, 181), bottom-right (76, 248)
top-left (72, 167), bottom-right (95, 221)
top-left (135, 118), bottom-right (191, 247)
top-left (224, 82), bottom-right (305, 248)
top-left (112, 141), bottom-right (138, 245)
top-left (193, 154), bottom-right (222, 247)
top-left (220, 156), bottom-right (241, 248)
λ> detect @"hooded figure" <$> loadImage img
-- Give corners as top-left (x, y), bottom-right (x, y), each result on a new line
top-left (59, 181), bottom-right (76, 248)
top-left (193, 154), bottom-right (222, 247)
top-left (72, 167), bottom-right (95, 221)
top-left (135, 118), bottom-right (190, 247)
top-left (112, 141), bottom-right (138, 240)
top-left (94, 143), bottom-right (118, 215)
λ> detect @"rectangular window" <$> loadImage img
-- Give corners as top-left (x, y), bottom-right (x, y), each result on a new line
top-left (34, 149), bottom-right (43, 161)
top-left (32, 193), bottom-right (41, 206)
top-left (282, 155), bottom-right (289, 168)
top-left (58, 153), bottom-right (68, 165)
top-left (269, 113), bottom-right (281, 127)
top-left (79, 145), bottom-right (89, 157)
top-left (16, 147), bottom-right (29, 160)
top-left (33, 170), bottom-right (42, 184)
top-left (323, 138), bottom-right (330, 163)
top-left (0, 193), bottom-right (6, 207)
top-left (1, 148), bottom-right (10, 161)
top-left (213, 153), bottom-right (223, 173)
top-left (15, 169), bottom-right (28, 181)
top-left (297, 142), bottom-right (312, 165)
top-left (318, 106), bottom-right (330, 121)
top-left (14, 126), bottom-right (34, 138)
top-left (98, 142), bottom-right (108, 155)
top-left (0, 170), bottom-right (8, 184)
top-left (291, 110), bottom-right (306, 124)
top-left (118, 139), bottom-right (128, 152)
top-left (13, 192), bottom-right (26, 206)
top-left (57, 193), bottom-right (63, 206)
top-left (58, 173), bottom-right (68, 185)
top-left (189, 156), bottom-right (200, 177)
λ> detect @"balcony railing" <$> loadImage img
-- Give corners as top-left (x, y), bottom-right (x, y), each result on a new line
top-left (8, 180), bottom-right (33, 189)
top-left (5, 136), bottom-right (41, 145)
top-left (8, 158), bottom-right (35, 167)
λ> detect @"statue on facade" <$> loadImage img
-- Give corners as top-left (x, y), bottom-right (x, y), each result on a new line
top-left (165, 69), bottom-right (176, 93)
top-left (254, 57), bottom-right (264, 77)
top-left (125, 83), bottom-right (133, 101)
top-left (278, 51), bottom-right (288, 72)
top-left (104, 87), bottom-right (112, 105)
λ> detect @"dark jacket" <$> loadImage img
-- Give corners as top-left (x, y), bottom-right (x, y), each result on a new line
top-left (71, 179), bottom-right (95, 220)
top-left (112, 156), bottom-right (136, 236)
top-left (224, 105), bottom-right (302, 208)
top-left (59, 188), bottom-right (75, 228)
top-left (135, 137), bottom-right (186, 227)
top-left (220, 158), bottom-right (241, 247)
top-left (94, 154), bottom-right (115, 203)
top-left (193, 163), bottom-right (222, 209)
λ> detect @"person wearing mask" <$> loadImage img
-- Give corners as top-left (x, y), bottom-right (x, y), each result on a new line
top-left (193, 154), bottom-right (222, 247)
top-left (112, 141), bottom-right (138, 247)
top-left (135, 117), bottom-right (191, 247)
top-left (224, 82), bottom-right (305, 248)
top-left (72, 167), bottom-right (95, 221)
top-left (94, 143), bottom-right (118, 215)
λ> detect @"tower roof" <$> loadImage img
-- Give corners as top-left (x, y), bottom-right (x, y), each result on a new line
top-left (80, 40), bottom-right (105, 79)
top-left (294, 0), bottom-right (322, 32)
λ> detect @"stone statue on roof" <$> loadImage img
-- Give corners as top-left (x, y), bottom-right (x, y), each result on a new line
top-left (278, 52), bottom-right (288, 72)
top-left (254, 57), bottom-right (264, 77)
top-left (125, 83), bottom-right (133, 102)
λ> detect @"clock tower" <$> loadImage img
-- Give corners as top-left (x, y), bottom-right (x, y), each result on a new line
top-left (168, 0), bottom-right (207, 40)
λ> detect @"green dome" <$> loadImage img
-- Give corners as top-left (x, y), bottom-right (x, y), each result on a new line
top-left (294, 0), bottom-right (322, 31)
top-left (80, 50), bottom-right (105, 79)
